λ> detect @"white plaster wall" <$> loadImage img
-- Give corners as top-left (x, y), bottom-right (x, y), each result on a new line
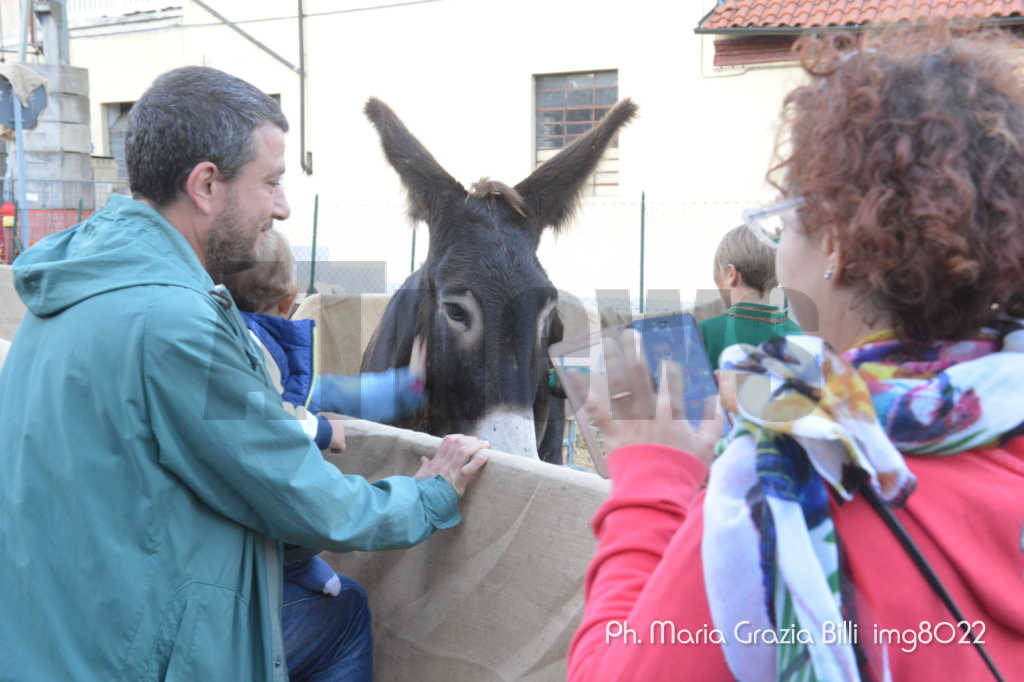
top-left (6, 0), bottom-right (810, 308)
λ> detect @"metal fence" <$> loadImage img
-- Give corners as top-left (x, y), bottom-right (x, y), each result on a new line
top-left (1, 177), bottom-right (129, 263)
top-left (2, 185), bottom-right (762, 312)
top-left (293, 254), bottom-right (388, 297)
top-left (284, 193), bottom-right (762, 312)
top-left (1, 180), bottom-right (396, 299)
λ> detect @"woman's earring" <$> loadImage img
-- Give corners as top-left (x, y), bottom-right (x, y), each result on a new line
top-left (824, 266), bottom-right (835, 280)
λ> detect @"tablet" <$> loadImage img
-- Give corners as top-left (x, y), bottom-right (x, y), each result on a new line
top-left (549, 312), bottom-right (718, 477)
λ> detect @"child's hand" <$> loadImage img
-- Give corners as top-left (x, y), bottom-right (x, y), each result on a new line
top-left (410, 335), bottom-right (428, 388)
top-left (329, 421), bottom-right (346, 453)
top-left (317, 412), bottom-right (347, 453)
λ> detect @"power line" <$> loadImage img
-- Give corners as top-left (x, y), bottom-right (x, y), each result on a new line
top-left (69, 0), bottom-right (441, 35)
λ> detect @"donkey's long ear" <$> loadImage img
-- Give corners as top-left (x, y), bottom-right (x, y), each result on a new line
top-left (515, 98), bottom-right (637, 231)
top-left (365, 97), bottom-right (466, 224)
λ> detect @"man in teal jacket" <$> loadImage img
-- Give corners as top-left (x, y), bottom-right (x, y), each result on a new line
top-left (0, 67), bottom-right (488, 681)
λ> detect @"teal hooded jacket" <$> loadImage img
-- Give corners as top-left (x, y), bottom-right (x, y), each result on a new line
top-left (0, 195), bottom-right (461, 681)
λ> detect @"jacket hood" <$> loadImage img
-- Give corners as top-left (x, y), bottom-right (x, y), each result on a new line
top-left (13, 194), bottom-right (214, 317)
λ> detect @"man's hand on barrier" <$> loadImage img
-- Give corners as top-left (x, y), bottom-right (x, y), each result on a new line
top-left (414, 434), bottom-right (489, 497)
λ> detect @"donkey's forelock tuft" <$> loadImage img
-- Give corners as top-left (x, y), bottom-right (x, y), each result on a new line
top-left (469, 178), bottom-right (526, 218)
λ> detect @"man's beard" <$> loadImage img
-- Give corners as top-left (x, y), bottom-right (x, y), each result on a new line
top-left (205, 203), bottom-right (268, 284)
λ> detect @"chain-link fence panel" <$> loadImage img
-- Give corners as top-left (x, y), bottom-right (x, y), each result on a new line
top-left (292, 251), bottom-right (388, 297)
top-left (2, 177), bottom-right (130, 263)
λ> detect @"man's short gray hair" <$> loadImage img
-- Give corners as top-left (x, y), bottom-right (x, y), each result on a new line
top-left (126, 66), bottom-right (288, 206)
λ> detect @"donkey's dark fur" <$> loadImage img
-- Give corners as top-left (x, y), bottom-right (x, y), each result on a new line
top-left (361, 97), bottom-right (637, 462)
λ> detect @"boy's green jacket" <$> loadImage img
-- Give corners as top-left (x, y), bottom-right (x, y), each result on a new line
top-left (0, 195), bottom-right (460, 680)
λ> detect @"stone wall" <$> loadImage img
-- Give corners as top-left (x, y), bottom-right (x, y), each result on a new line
top-left (20, 63), bottom-right (94, 212)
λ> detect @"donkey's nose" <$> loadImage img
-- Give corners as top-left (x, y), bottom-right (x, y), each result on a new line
top-left (470, 408), bottom-right (539, 459)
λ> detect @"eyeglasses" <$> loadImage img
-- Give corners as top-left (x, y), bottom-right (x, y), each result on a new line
top-left (742, 197), bottom-right (805, 248)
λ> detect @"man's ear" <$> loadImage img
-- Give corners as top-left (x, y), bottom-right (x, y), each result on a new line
top-left (184, 161), bottom-right (221, 216)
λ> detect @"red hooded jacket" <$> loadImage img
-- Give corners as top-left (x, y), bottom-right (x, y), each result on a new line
top-left (568, 439), bottom-right (1024, 681)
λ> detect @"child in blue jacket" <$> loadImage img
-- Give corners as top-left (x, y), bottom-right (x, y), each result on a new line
top-left (222, 229), bottom-right (426, 597)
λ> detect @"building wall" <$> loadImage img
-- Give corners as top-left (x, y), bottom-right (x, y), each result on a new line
top-left (5, 0), bottom-right (808, 307)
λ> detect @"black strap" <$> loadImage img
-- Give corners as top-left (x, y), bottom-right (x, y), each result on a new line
top-left (852, 470), bottom-right (1006, 682)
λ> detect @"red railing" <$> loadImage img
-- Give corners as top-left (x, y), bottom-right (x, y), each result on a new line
top-left (1, 209), bottom-right (95, 264)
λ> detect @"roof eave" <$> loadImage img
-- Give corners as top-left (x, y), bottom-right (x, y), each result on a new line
top-left (694, 15), bottom-right (1024, 35)
top-left (694, 24), bottom-right (863, 35)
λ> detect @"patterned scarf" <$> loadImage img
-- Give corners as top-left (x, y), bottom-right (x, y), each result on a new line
top-left (702, 322), bottom-right (1024, 682)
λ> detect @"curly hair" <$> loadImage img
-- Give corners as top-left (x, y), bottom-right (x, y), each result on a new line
top-left (770, 26), bottom-right (1024, 341)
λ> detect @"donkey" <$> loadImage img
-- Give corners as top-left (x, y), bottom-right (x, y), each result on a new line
top-left (361, 97), bottom-right (637, 462)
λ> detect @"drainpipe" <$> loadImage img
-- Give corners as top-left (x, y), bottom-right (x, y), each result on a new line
top-left (639, 191), bottom-right (645, 315)
top-left (298, 0), bottom-right (311, 174)
top-left (13, 0), bottom-right (30, 251)
top-left (191, 0), bottom-right (312, 175)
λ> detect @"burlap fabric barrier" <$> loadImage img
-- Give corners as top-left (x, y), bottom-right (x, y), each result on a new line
top-left (293, 294), bottom-right (611, 679)
top-left (293, 293), bottom-right (393, 375)
top-left (690, 297), bottom-right (728, 324)
top-left (322, 419), bottom-right (609, 682)
top-left (0, 265), bottom-right (26, 341)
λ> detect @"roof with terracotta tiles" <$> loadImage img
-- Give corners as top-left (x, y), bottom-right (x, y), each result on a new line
top-left (698, 1), bottom-right (1024, 32)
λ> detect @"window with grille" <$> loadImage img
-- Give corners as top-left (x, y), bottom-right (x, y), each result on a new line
top-left (535, 70), bottom-right (619, 196)
top-left (104, 101), bottom-right (134, 181)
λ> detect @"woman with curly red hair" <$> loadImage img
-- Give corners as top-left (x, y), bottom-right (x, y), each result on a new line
top-left (567, 28), bottom-right (1024, 682)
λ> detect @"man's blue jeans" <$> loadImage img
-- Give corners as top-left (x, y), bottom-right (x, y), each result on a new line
top-left (282, 573), bottom-right (373, 681)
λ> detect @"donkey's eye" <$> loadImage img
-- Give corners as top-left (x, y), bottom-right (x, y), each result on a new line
top-left (443, 302), bottom-right (469, 324)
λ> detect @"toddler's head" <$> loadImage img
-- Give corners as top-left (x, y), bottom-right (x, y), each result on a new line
top-left (222, 229), bottom-right (297, 317)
